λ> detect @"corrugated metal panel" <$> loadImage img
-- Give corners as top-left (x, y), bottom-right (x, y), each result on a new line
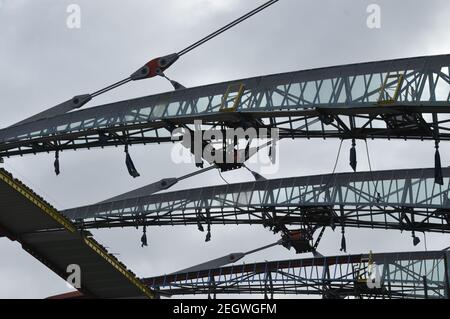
top-left (0, 168), bottom-right (154, 299)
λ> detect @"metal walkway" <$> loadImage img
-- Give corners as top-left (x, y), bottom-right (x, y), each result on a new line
top-left (63, 168), bottom-right (450, 236)
top-left (144, 250), bottom-right (450, 299)
top-left (1, 54), bottom-right (450, 157)
top-left (0, 168), bottom-right (154, 299)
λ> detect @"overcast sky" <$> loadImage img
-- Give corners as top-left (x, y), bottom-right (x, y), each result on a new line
top-left (1, 0), bottom-right (450, 299)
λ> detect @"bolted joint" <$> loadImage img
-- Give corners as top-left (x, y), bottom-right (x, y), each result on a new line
top-left (130, 53), bottom-right (179, 81)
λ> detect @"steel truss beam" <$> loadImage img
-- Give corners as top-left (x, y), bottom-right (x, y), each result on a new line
top-left (144, 250), bottom-right (450, 299)
top-left (63, 168), bottom-right (450, 237)
top-left (2, 55), bottom-right (450, 157)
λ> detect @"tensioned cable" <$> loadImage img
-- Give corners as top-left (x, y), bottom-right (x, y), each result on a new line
top-left (14, 0), bottom-right (281, 127)
top-left (331, 140), bottom-right (344, 176)
top-left (91, 77), bottom-right (132, 98)
top-left (218, 170), bottom-right (230, 185)
top-left (319, 139), bottom-right (344, 193)
top-left (89, 0), bottom-right (280, 97)
top-left (92, 0), bottom-right (279, 95)
top-left (364, 140), bottom-right (381, 200)
top-left (178, 0), bottom-right (280, 57)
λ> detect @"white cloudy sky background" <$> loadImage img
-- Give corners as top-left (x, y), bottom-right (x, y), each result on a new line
top-left (1, 0), bottom-right (450, 298)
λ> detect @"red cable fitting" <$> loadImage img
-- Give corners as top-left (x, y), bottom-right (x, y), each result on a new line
top-left (130, 53), bottom-right (179, 81)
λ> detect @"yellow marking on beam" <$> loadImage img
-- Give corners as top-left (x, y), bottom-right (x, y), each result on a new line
top-left (0, 168), bottom-right (154, 299)
top-left (83, 238), bottom-right (155, 299)
top-left (0, 169), bottom-right (76, 233)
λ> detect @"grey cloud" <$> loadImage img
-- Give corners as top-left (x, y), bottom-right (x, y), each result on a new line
top-left (1, 0), bottom-right (450, 298)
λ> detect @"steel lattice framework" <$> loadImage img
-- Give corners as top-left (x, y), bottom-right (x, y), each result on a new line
top-left (63, 168), bottom-right (450, 236)
top-left (144, 250), bottom-right (450, 299)
top-left (1, 55), bottom-right (450, 158)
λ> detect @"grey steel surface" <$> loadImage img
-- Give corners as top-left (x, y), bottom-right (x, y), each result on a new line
top-left (144, 250), bottom-right (450, 299)
top-left (1, 54), bottom-right (450, 157)
top-left (0, 169), bottom-right (153, 299)
top-left (63, 168), bottom-right (450, 233)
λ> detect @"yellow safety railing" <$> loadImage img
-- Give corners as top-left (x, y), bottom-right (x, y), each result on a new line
top-left (220, 83), bottom-right (245, 112)
top-left (378, 73), bottom-right (405, 105)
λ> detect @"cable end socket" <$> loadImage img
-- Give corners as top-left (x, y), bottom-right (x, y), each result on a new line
top-left (159, 178), bottom-right (178, 191)
top-left (71, 94), bottom-right (92, 109)
top-left (130, 53), bottom-right (179, 81)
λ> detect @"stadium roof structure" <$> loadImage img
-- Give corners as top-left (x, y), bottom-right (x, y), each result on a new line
top-left (0, 169), bottom-right (154, 299)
